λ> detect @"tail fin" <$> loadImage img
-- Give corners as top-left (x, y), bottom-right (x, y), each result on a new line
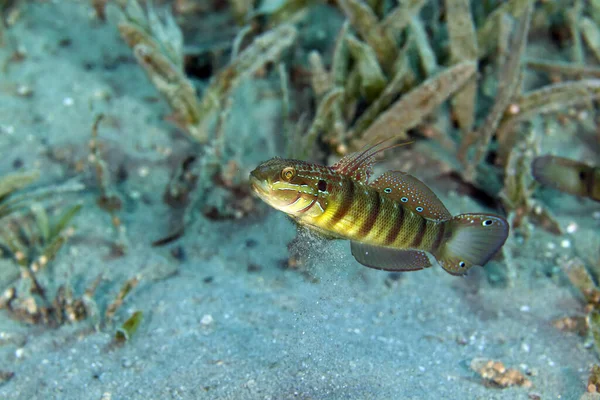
top-left (433, 214), bottom-right (509, 276)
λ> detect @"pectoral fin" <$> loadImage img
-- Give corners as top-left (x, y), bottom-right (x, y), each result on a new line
top-left (350, 242), bottom-right (432, 271)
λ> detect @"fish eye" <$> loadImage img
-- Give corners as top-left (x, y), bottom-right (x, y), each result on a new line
top-left (281, 167), bottom-right (295, 181)
top-left (318, 180), bottom-right (327, 191)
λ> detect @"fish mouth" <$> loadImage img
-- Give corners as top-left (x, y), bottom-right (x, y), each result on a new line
top-left (249, 174), bottom-right (270, 198)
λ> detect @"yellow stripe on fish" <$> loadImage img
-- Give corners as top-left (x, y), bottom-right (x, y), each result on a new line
top-left (250, 140), bottom-right (509, 276)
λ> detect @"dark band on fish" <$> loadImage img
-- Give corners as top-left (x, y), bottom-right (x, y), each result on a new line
top-left (411, 217), bottom-right (427, 248)
top-left (384, 205), bottom-right (404, 246)
top-left (431, 221), bottom-right (445, 251)
top-left (328, 178), bottom-right (354, 226)
top-left (360, 190), bottom-right (380, 236)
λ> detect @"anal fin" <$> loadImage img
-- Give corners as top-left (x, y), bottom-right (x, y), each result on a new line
top-left (350, 242), bottom-right (432, 271)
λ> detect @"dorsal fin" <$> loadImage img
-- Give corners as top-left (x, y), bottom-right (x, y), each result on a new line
top-left (370, 171), bottom-right (452, 221)
top-left (331, 138), bottom-right (410, 184)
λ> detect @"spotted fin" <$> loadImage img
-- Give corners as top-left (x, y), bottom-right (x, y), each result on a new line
top-left (350, 241), bottom-right (432, 271)
top-left (433, 214), bottom-right (509, 276)
top-left (370, 171), bottom-right (452, 221)
top-left (332, 138), bottom-right (408, 184)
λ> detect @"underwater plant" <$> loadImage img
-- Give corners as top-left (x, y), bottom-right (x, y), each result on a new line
top-left (0, 170), bottom-right (84, 325)
top-left (117, 0), bottom-right (298, 230)
top-left (0, 165), bottom-right (137, 330)
top-left (88, 114), bottom-right (128, 256)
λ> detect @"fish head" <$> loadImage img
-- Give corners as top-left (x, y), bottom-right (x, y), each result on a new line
top-left (250, 158), bottom-right (329, 216)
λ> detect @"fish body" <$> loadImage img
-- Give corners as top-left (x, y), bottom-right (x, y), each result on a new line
top-left (250, 142), bottom-right (509, 275)
top-left (532, 155), bottom-right (600, 202)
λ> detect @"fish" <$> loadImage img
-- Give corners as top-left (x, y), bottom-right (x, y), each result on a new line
top-left (532, 155), bottom-right (600, 202)
top-left (249, 140), bottom-right (509, 275)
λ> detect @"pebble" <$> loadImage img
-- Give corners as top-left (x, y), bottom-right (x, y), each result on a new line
top-left (200, 314), bottom-right (214, 326)
top-left (15, 348), bottom-right (24, 359)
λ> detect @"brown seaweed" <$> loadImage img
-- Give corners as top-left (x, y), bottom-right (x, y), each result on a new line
top-left (119, 0), bottom-right (297, 143)
top-left (446, 0), bottom-right (478, 133)
top-left (349, 61), bottom-right (476, 150)
top-left (461, 1), bottom-right (532, 182)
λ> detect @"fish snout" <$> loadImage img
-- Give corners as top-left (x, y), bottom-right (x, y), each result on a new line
top-left (249, 172), bottom-right (270, 196)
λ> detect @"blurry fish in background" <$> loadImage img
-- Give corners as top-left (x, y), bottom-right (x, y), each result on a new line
top-left (250, 140), bottom-right (509, 276)
top-left (532, 155), bottom-right (600, 202)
